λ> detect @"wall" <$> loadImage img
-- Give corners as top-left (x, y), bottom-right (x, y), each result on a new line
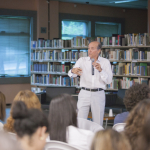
top-left (0, 0), bottom-right (37, 11)
top-left (59, 2), bottom-right (147, 34)
top-left (0, 0), bottom-right (148, 104)
top-left (0, 0), bottom-right (147, 38)
top-left (0, 84), bottom-right (31, 104)
top-left (37, 0), bottom-right (48, 39)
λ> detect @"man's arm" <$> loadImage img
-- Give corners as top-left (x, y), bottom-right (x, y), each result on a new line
top-left (68, 58), bottom-right (82, 78)
top-left (93, 60), bottom-right (112, 84)
top-left (99, 60), bottom-right (113, 84)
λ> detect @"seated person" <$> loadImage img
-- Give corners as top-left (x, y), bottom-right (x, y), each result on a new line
top-left (114, 83), bottom-right (150, 124)
top-left (12, 101), bottom-right (49, 150)
top-left (91, 129), bottom-right (131, 150)
top-left (0, 131), bottom-right (20, 150)
top-left (4, 90), bottom-right (41, 133)
top-left (136, 113), bottom-right (150, 150)
top-left (0, 91), bottom-right (6, 123)
top-left (48, 94), bottom-right (94, 150)
top-left (124, 99), bottom-right (150, 150)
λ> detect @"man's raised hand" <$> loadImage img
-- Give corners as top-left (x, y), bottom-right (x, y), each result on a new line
top-left (72, 68), bottom-right (83, 76)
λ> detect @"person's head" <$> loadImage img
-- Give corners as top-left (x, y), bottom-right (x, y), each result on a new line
top-left (124, 99), bottom-right (150, 150)
top-left (12, 101), bottom-right (49, 150)
top-left (0, 131), bottom-right (20, 150)
top-left (123, 83), bottom-right (150, 112)
top-left (136, 114), bottom-right (150, 150)
top-left (88, 41), bottom-right (101, 59)
top-left (91, 129), bottom-right (131, 150)
top-left (0, 91), bottom-right (6, 121)
top-left (4, 90), bottom-right (41, 133)
top-left (48, 94), bottom-right (77, 142)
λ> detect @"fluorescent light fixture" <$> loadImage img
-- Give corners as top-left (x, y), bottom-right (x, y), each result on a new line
top-left (110, 0), bottom-right (138, 4)
top-left (115, 1), bottom-right (131, 3)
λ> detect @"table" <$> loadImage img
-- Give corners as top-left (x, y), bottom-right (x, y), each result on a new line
top-left (88, 112), bottom-right (115, 129)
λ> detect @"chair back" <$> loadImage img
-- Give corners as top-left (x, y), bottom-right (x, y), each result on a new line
top-left (112, 123), bottom-right (126, 132)
top-left (77, 117), bottom-right (103, 133)
top-left (45, 140), bottom-right (79, 150)
top-left (0, 122), bottom-right (3, 131)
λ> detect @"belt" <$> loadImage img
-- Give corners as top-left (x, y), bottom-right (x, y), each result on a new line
top-left (81, 87), bottom-right (103, 92)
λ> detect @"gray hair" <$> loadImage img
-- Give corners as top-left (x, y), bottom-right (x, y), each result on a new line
top-left (97, 43), bottom-right (101, 50)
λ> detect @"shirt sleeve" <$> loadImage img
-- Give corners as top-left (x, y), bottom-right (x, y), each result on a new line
top-left (68, 58), bottom-right (82, 78)
top-left (99, 59), bottom-right (113, 84)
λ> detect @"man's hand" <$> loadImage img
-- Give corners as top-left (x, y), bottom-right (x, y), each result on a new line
top-left (93, 62), bottom-right (102, 72)
top-left (72, 68), bottom-right (83, 76)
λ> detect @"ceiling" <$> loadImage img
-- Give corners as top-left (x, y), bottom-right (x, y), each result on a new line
top-left (52, 0), bottom-right (148, 9)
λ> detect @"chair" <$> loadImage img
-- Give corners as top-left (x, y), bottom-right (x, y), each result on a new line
top-left (112, 123), bottom-right (126, 132)
top-left (77, 117), bottom-right (103, 133)
top-left (0, 122), bottom-right (3, 131)
top-left (44, 140), bottom-right (79, 150)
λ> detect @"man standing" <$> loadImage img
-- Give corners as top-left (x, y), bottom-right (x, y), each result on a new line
top-left (68, 41), bottom-right (112, 125)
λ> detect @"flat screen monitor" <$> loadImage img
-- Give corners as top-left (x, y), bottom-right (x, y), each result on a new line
top-left (46, 87), bottom-right (76, 103)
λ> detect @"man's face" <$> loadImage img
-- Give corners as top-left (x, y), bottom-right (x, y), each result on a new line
top-left (88, 42), bottom-right (101, 59)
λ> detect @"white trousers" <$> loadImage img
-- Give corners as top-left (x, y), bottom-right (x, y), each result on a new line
top-left (77, 89), bottom-right (105, 126)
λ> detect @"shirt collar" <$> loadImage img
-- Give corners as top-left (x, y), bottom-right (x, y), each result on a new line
top-left (87, 56), bottom-right (101, 62)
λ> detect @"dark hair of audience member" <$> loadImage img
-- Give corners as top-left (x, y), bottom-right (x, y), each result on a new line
top-left (124, 99), bottom-right (150, 150)
top-left (91, 129), bottom-right (131, 150)
top-left (48, 94), bottom-right (77, 142)
top-left (123, 83), bottom-right (150, 111)
top-left (136, 114), bottom-right (150, 150)
top-left (0, 91), bottom-right (6, 121)
top-left (12, 101), bottom-right (49, 138)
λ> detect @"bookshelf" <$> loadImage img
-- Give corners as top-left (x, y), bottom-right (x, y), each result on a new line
top-left (101, 45), bottom-right (150, 90)
top-left (31, 34), bottom-right (150, 93)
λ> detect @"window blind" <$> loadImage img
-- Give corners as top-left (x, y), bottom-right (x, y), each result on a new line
top-left (95, 23), bottom-right (120, 37)
top-left (0, 16), bottom-right (30, 76)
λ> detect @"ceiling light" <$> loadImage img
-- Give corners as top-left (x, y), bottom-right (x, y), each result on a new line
top-left (110, 0), bottom-right (138, 4)
top-left (115, 1), bottom-right (131, 3)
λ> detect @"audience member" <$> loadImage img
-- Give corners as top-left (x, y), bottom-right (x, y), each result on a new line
top-left (0, 91), bottom-right (6, 122)
top-left (12, 101), bottom-right (49, 150)
top-left (91, 129), bottom-right (131, 150)
top-left (124, 99), bottom-right (150, 150)
top-left (0, 131), bottom-right (20, 150)
top-left (4, 90), bottom-right (41, 133)
top-left (48, 94), bottom-right (94, 150)
top-left (114, 83), bottom-right (150, 124)
top-left (136, 114), bottom-right (150, 150)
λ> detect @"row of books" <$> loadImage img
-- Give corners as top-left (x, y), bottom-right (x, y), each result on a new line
top-left (31, 63), bottom-right (71, 73)
top-left (103, 33), bottom-right (150, 46)
top-left (31, 33), bottom-right (150, 49)
top-left (107, 77), bottom-right (149, 89)
top-left (31, 37), bottom-right (103, 48)
top-left (31, 39), bottom-right (72, 48)
top-left (101, 48), bottom-right (150, 60)
top-left (111, 62), bottom-right (150, 76)
top-left (31, 50), bottom-right (88, 61)
top-left (31, 74), bottom-right (71, 86)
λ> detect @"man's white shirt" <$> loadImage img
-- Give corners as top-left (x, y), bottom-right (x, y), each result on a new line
top-left (68, 56), bottom-right (113, 89)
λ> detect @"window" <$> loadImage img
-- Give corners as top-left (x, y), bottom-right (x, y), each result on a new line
top-left (61, 20), bottom-right (89, 40)
top-left (0, 16), bottom-right (31, 77)
top-left (95, 22), bottom-right (121, 37)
